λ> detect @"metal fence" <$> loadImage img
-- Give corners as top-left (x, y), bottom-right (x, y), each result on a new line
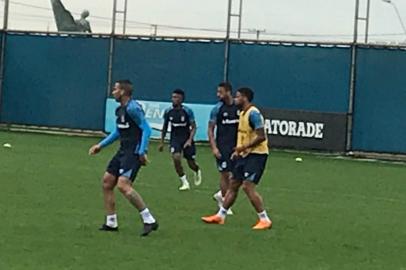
top-left (0, 0), bottom-right (406, 155)
top-left (0, 29), bottom-right (405, 155)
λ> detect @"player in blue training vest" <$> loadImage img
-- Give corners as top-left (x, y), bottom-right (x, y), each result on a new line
top-left (158, 89), bottom-right (202, 191)
top-left (89, 80), bottom-right (158, 237)
top-left (208, 82), bottom-right (239, 215)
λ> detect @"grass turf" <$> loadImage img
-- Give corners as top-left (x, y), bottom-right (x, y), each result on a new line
top-left (0, 131), bottom-right (405, 270)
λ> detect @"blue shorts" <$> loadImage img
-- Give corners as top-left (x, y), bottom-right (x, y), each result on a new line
top-left (216, 149), bottom-right (235, 172)
top-left (170, 140), bottom-right (196, 160)
top-left (232, 154), bottom-right (268, 184)
top-left (106, 150), bottom-right (141, 182)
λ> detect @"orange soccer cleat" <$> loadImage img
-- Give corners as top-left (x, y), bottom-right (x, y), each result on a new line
top-left (252, 220), bottom-right (273, 230)
top-left (201, 214), bottom-right (225, 225)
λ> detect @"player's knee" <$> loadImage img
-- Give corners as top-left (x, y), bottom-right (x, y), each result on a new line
top-left (102, 176), bottom-right (115, 190)
top-left (229, 180), bottom-right (242, 191)
top-left (172, 152), bottom-right (181, 159)
top-left (102, 181), bottom-right (113, 191)
top-left (226, 188), bottom-right (236, 197)
top-left (117, 179), bottom-right (131, 194)
top-left (173, 159), bottom-right (182, 169)
top-left (242, 182), bottom-right (254, 194)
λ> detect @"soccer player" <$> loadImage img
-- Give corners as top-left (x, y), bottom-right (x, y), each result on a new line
top-left (89, 80), bottom-right (159, 236)
top-left (202, 87), bottom-right (272, 230)
top-left (208, 82), bottom-right (239, 215)
top-left (158, 89), bottom-right (202, 191)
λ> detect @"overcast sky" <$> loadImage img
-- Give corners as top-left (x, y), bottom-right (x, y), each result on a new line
top-left (1, 0), bottom-right (406, 43)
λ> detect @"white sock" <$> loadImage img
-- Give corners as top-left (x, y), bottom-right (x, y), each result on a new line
top-left (258, 210), bottom-right (271, 222)
top-left (217, 206), bottom-right (228, 219)
top-left (106, 214), bottom-right (118, 228)
top-left (140, 208), bottom-right (156, 224)
top-left (214, 190), bottom-right (223, 206)
top-left (180, 175), bottom-right (189, 185)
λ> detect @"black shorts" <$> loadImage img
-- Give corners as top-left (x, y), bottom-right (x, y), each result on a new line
top-left (106, 150), bottom-right (141, 182)
top-left (216, 149), bottom-right (235, 172)
top-left (170, 140), bottom-right (196, 160)
top-left (233, 154), bottom-right (268, 184)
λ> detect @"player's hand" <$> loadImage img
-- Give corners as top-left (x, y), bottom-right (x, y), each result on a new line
top-left (183, 139), bottom-right (192, 149)
top-left (231, 151), bottom-right (240, 160)
top-left (139, 154), bottom-right (149, 166)
top-left (234, 145), bottom-right (247, 154)
top-left (212, 147), bottom-right (222, 159)
top-left (89, 144), bottom-right (101, 155)
top-left (158, 143), bottom-right (164, 152)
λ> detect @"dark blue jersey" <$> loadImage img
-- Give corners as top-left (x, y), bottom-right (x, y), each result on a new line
top-left (99, 100), bottom-right (152, 155)
top-left (209, 101), bottom-right (239, 152)
top-left (163, 105), bottom-right (195, 143)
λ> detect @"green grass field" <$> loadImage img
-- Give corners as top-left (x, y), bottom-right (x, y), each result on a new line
top-left (0, 130), bottom-right (405, 270)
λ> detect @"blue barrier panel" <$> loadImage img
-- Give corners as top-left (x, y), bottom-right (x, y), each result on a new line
top-left (229, 43), bottom-right (351, 113)
top-left (105, 98), bottom-right (212, 141)
top-left (112, 39), bottom-right (224, 104)
top-left (0, 34), bottom-right (109, 130)
top-left (352, 47), bottom-right (406, 153)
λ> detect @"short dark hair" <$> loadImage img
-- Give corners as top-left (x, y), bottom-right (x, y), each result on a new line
top-left (237, 87), bottom-right (254, 102)
top-left (173, 88), bottom-right (185, 99)
top-left (116, 79), bottom-right (133, 96)
top-left (218, 82), bottom-right (232, 93)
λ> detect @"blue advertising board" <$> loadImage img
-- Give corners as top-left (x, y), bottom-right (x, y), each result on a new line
top-left (105, 98), bottom-right (212, 141)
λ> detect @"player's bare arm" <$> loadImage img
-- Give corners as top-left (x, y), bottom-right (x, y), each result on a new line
top-left (208, 122), bottom-right (221, 159)
top-left (235, 128), bottom-right (267, 153)
top-left (159, 120), bottom-right (168, 152)
top-left (184, 121), bottom-right (196, 148)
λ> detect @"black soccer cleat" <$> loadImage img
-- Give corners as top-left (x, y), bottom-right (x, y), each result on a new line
top-left (99, 224), bottom-right (119, 232)
top-left (140, 222), bottom-right (159, 237)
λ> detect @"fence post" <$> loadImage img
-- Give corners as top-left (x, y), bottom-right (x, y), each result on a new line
top-left (346, 0), bottom-right (360, 152)
top-left (106, 0), bottom-right (117, 101)
top-left (106, 36), bottom-right (115, 98)
top-left (0, 0), bottom-right (10, 121)
top-left (223, 0), bottom-right (232, 82)
top-left (346, 44), bottom-right (358, 152)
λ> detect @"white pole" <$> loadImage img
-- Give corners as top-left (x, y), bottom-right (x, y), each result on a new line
top-left (365, 0), bottom-right (371, 43)
top-left (223, 0), bottom-right (232, 81)
top-left (3, 0), bottom-right (9, 30)
top-left (238, 0), bottom-right (243, 39)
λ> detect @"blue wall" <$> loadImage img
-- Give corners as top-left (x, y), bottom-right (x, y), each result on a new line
top-left (112, 38), bottom-right (224, 104)
top-left (229, 43), bottom-right (351, 113)
top-left (352, 48), bottom-right (406, 153)
top-left (0, 34), bottom-right (405, 154)
top-left (0, 34), bottom-right (109, 130)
